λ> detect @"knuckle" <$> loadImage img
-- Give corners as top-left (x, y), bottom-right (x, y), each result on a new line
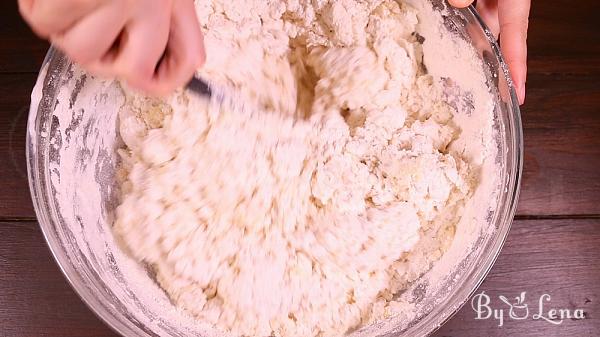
top-left (136, 80), bottom-right (171, 97)
top-left (189, 51), bottom-right (204, 70)
top-left (124, 74), bottom-right (148, 92)
top-left (70, 49), bottom-right (96, 65)
top-left (183, 44), bottom-right (206, 70)
top-left (137, 60), bottom-right (158, 78)
top-left (120, 59), bottom-right (156, 84)
top-left (122, 0), bottom-right (139, 7)
top-left (25, 11), bottom-right (53, 37)
top-left (61, 42), bottom-right (93, 65)
top-left (66, 0), bottom-right (87, 8)
top-left (121, 0), bottom-right (143, 12)
top-left (195, 45), bottom-right (207, 67)
top-left (17, 0), bottom-right (33, 18)
top-left (151, 84), bottom-right (173, 97)
top-left (157, 0), bottom-right (173, 11)
top-left (28, 22), bottom-right (52, 39)
top-left (449, 0), bottom-right (473, 8)
top-left (500, 18), bottom-right (529, 32)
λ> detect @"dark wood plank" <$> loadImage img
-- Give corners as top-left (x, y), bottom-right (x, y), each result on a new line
top-left (513, 0), bottom-right (600, 215)
top-left (433, 218), bottom-right (600, 337)
top-left (0, 1), bottom-right (48, 73)
top-left (0, 73), bottom-right (38, 218)
top-left (0, 221), bottom-right (118, 337)
top-left (527, 0), bottom-right (600, 61)
top-left (1, 219), bottom-right (598, 336)
top-left (517, 64), bottom-right (600, 216)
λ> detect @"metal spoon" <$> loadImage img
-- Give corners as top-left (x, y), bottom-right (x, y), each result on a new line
top-left (185, 75), bottom-right (212, 97)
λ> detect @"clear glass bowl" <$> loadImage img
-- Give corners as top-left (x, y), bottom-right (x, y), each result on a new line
top-left (26, 2), bottom-right (522, 337)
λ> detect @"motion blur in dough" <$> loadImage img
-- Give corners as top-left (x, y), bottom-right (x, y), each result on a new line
top-left (114, 1), bottom-right (479, 336)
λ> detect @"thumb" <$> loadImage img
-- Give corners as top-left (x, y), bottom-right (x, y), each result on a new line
top-left (448, 0), bottom-right (475, 8)
top-left (498, 0), bottom-right (530, 105)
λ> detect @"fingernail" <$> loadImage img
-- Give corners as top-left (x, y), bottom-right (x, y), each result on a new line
top-left (517, 83), bottom-right (526, 105)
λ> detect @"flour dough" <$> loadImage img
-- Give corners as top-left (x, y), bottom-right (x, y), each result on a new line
top-left (115, 1), bottom-right (479, 336)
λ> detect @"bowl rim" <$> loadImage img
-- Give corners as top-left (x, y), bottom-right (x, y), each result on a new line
top-left (414, 4), bottom-right (523, 336)
top-left (26, 48), bottom-right (148, 337)
top-left (26, 3), bottom-right (523, 337)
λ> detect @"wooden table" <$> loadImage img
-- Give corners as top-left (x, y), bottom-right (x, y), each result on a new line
top-left (1, 1), bottom-right (598, 336)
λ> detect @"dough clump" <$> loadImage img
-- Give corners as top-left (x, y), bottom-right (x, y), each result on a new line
top-left (115, 0), bottom-right (474, 336)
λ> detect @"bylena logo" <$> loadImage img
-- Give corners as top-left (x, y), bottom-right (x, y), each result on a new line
top-left (471, 291), bottom-right (586, 327)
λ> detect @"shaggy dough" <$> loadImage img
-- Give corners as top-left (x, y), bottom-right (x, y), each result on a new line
top-left (115, 0), bottom-right (475, 336)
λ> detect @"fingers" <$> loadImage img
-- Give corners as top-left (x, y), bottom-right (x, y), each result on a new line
top-left (498, 0), bottom-right (530, 104)
top-left (476, 0), bottom-right (500, 38)
top-left (447, 0), bottom-right (474, 8)
top-left (109, 0), bottom-right (173, 92)
top-left (17, 0), bottom-right (33, 12)
top-left (51, 1), bottom-right (128, 65)
top-left (19, 0), bottom-right (100, 38)
top-left (21, 0), bottom-right (205, 96)
top-left (450, 0), bottom-right (529, 105)
top-left (151, 0), bottom-right (206, 96)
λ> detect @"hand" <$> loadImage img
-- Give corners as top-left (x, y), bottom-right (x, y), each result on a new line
top-left (449, 0), bottom-right (530, 105)
top-left (18, 0), bottom-right (206, 96)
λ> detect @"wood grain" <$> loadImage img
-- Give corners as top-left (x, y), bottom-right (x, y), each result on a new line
top-left (514, 0), bottom-right (600, 215)
top-left (0, 73), bottom-right (37, 218)
top-left (1, 219), bottom-right (597, 337)
top-left (0, 221), bottom-right (118, 337)
top-left (517, 65), bottom-right (600, 216)
top-left (0, 1), bottom-right (48, 73)
top-left (433, 218), bottom-right (600, 337)
top-left (526, 0), bottom-right (600, 61)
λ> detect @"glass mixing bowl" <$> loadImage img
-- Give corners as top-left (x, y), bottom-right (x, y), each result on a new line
top-left (26, 2), bottom-right (522, 336)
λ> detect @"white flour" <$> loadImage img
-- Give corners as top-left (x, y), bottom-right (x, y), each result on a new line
top-left (37, 1), bottom-right (501, 337)
top-left (112, 0), bottom-right (498, 336)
